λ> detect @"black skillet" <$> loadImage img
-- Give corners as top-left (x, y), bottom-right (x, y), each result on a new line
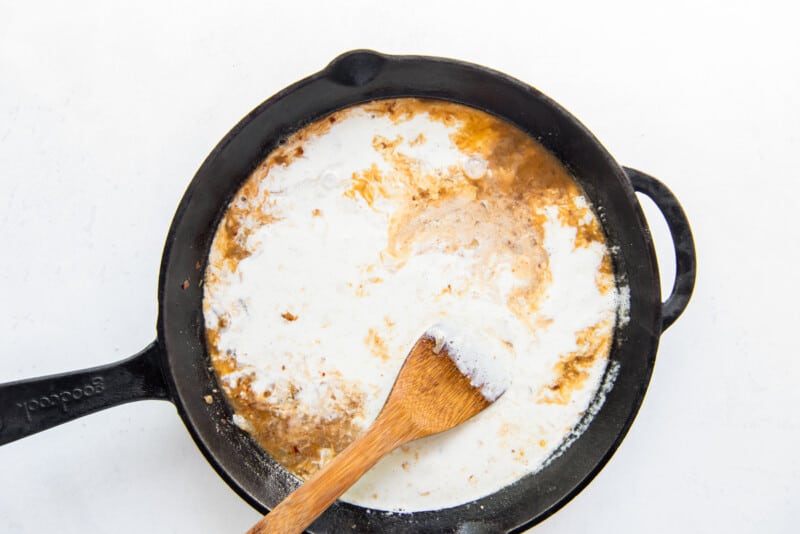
top-left (0, 50), bottom-right (696, 533)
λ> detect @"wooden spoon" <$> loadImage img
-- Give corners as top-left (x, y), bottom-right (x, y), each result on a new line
top-left (246, 327), bottom-right (507, 534)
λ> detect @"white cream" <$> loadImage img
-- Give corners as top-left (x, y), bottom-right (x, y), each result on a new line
top-left (204, 103), bottom-right (627, 511)
top-left (425, 322), bottom-right (511, 402)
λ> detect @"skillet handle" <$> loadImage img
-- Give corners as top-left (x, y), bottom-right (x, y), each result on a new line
top-left (624, 167), bottom-right (697, 331)
top-left (0, 341), bottom-right (169, 446)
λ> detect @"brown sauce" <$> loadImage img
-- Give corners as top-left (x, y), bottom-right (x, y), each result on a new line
top-left (204, 98), bottom-right (616, 481)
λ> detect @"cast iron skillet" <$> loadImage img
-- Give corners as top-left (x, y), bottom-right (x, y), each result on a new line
top-left (0, 50), bottom-right (696, 533)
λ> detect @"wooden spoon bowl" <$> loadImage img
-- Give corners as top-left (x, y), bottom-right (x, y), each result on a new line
top-left (247, 330), bottom-right (506, 534)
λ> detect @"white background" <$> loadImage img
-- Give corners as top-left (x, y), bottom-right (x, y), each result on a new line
top-left (1, 1), bottom-right (798, 532)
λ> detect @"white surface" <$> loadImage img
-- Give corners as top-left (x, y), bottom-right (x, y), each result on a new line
top-left (0, 1), bottom-right (797, 532)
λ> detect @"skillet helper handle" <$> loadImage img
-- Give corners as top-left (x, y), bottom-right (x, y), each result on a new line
top-left (0, 341), bottom-right (169, 446)
top-left (624, 167), bottom-right (697, 331)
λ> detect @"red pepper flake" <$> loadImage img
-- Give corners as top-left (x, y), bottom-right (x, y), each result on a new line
top-left (281, 311), bottom-right (298, 321)
top-left (312, 208), bottom-right (322, 217)
top-left (181, 279), bottom-right (190, 290)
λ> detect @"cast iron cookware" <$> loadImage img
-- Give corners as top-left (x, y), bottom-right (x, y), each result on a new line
top-left (0, 50), bottom-right (696, 532)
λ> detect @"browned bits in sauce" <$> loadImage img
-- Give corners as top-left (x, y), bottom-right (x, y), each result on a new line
top-left (373, 134), bottom-right (403, 152)
top-left (342, 99), bottom-right (611, 314)
top-left (537, 320), bottom-right (613, 405)
top-left (204, 97), bottom-right (617, 482)
top-left (344, 163), bottom-right (383, 206)
top-left (596, 254), bottom-right (614, 295)
top-left (205, 328), bottom-right (220, 352)
top-left (365, 327), bottom-right (390, 361)
top-left (217, 370), bottom-right (367, 478)
top-left (272, 146), bottom-right (305, 166)
top-left (207, 113), bottom-right (344, 275)
top-left (210, 178), bottom-right (280, 271)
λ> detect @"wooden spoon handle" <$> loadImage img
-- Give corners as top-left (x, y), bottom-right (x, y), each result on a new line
top-left (247, 419), bottom-right (407, 534)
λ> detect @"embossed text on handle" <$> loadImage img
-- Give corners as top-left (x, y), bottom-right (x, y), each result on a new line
top-left (14, 377), bottom-right (105, 422)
